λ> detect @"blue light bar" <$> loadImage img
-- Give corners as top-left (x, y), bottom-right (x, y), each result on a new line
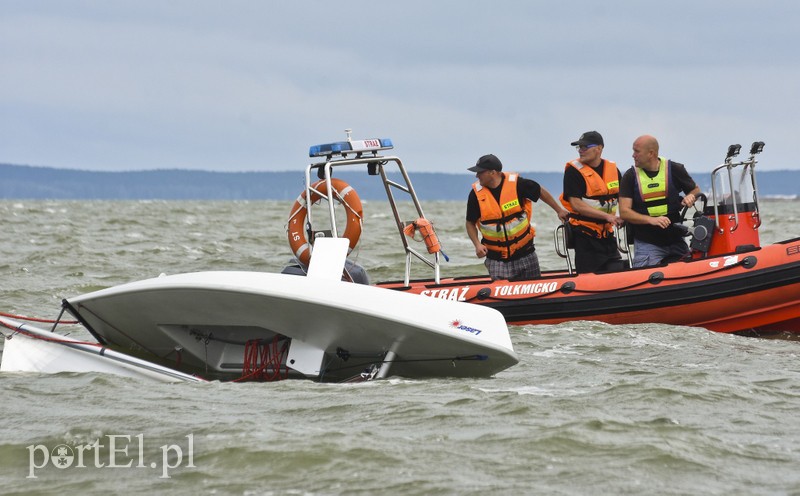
top-left (309, 138), bottom-right (393, 157)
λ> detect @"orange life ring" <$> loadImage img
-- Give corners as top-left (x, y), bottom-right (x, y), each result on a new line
top-left (287, 178), bottom-right (363, 266)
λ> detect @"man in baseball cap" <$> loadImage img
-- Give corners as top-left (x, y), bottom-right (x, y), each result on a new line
top-left (560, 130), bottom-right (625, 273)
top-left (467, 154), bottom-right (503, 173)
top-left (466, 154), bottom-right (568, 280)
top-left (570, 130), bottom-right (604, 148)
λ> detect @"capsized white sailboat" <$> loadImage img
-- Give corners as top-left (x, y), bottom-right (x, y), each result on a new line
top-left (2, 238), bottom-right (518, 382)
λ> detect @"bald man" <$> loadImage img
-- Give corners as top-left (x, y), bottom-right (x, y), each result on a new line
top-left (618, 135), bottom-right (701, 267)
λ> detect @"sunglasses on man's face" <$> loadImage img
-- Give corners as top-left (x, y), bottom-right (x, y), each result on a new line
top-left (576, 144), bottom-right (599, 152)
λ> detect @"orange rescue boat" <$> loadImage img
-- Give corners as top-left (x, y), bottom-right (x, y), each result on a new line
top-left (287, 135), bottom-right (800, 336)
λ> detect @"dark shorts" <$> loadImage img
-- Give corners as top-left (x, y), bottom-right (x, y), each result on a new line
top-left (573, 232), bottom-right (623, 273)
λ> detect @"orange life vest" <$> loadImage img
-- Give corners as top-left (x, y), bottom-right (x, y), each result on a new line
top-left (559, 159), bottom-right (619, 238)
top-left (473, 172), bottom-right (535, 260)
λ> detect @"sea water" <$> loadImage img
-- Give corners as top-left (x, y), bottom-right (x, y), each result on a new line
top-left (1, 199), bottom-right (800, 495)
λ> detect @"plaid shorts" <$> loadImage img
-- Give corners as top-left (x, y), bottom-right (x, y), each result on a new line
top-left (484, 250), bottom-right (541, 281)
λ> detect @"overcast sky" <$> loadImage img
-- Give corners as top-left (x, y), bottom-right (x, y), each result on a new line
top-left (1, 1), bottom-right (797, 174)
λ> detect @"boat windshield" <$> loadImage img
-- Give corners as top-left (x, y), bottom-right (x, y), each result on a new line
top-left (711, 162), bottom-right (757, 213)
top-left (709, 142), bottom-right (762, 225)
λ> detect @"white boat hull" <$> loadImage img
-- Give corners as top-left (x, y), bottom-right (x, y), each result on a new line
top-left (64, 270), bottom-right (518, 381)
top-left (0, 316), bottom-right (205, 383)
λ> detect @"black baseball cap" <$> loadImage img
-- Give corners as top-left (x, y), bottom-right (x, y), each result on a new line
top-left (468, 154), bottom-right (503, 173)
top-left (571, 131), bottom-right (604, 147)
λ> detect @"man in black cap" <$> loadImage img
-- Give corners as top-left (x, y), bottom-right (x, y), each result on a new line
top-left (466, 154), bottom-right (569, 280)
top-left (559, 131), bottom-right (625, 273)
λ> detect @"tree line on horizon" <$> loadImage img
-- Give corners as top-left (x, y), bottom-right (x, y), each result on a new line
top-left (1, 163), bottom-right (797, 200)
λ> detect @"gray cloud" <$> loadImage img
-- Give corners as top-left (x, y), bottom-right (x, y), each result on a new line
top-left (1, 0), bottom-right (795, 174)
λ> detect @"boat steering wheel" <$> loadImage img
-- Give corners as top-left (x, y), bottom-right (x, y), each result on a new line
top-left (678, 192), bottom-right (708, 225)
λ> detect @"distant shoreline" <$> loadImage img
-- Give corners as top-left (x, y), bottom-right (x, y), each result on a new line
top-left (2, 163), bottom-right (798, 201)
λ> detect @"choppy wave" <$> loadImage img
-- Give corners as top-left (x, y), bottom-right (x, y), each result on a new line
top-left (2, 200), bottom-right (800, 494)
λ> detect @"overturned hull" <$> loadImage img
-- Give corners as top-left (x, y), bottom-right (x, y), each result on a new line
top-left (61, 270), bottom-right (518, 382)
top-left (2, 239), bottom-right (517, 383)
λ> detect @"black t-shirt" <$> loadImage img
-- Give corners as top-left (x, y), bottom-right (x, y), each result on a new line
top-left (465, 175), bottom-right (542, 223)
top-left (618, 161), bottom-right (696, 200)
top-left (562, 159), bottom-right (622, 200)
top-left (619, 161), bottom-right (698, 245)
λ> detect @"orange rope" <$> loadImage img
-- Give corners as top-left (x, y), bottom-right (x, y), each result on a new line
top-left (235, 337), bottom-right (290, 382)
top-left (0, 320), bottom-right (101, 347)
top-left (0, 311), bottom-right (78, 325)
